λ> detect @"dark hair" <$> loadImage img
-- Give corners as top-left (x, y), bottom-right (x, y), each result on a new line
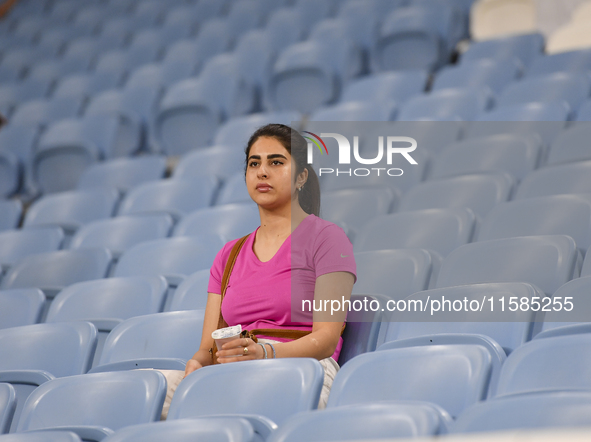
top-left (245, 123), bottom-right (320, 216)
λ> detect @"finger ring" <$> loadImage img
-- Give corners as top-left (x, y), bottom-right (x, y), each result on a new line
top-left (243, 346), bottom-right (249, 355)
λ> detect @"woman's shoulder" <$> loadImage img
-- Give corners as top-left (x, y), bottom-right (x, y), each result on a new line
top-left (213, 232), bottom-right (255, 267)
top-left (302, 214), bottom-right (348, 238)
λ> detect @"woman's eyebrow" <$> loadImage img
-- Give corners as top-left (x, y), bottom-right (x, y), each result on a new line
top-left (248, 154), bottom-right (288, 161)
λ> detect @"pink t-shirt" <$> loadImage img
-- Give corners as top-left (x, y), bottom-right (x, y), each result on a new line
top-left (208, 214), bottom-right (356, 361)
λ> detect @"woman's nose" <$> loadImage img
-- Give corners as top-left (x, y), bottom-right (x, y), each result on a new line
top-left (258, 164), bottom-right (268, 178)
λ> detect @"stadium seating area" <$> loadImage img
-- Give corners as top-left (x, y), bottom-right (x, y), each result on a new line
top-left (1, 0), bottom-right (591, 440)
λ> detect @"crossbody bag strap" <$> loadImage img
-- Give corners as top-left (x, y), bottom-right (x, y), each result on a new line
top-left (251, 323), bottom-right (346, 340)
top-left (217, 234), bottom-right (250, 330)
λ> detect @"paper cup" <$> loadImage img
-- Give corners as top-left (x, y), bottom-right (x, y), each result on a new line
top-left (212, 325), bottom-right (242, 353)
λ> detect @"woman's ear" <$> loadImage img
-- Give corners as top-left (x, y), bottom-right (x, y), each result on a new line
top-left (295, 168), bottom-right (309, 190)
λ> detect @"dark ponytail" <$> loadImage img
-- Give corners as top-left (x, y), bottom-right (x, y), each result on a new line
top-left (245, 124), bottom-right (320, 216)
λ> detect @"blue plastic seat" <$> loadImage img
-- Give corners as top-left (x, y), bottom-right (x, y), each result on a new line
top-left (234, 30), bottom-right (274, 108)
top-left (354, 208), bottom-right (475, 258)
top-left (0, 227), bottom-right (63, 273)
top-left (428, 133), bottom-right (542, 182)
top-left (264, 8), bottom-right (305, 55)
top-left (353, 249), bottom-right (435, 301)
top-left (527, 48), bottom-right (591, 77)
top-left (0, 79), bottom-right (52, 109)
top-left (24, 188), bottom-right (119, 235)
top-left (451, 391), bottom-right (591, 434)
top-left (0, 124), bottom-right (39, 183)
top-left (268, 402), bottom-right (451, 441)
top-left (166, 269), bottom-right (210, 312)
top-left (125, 60), bottom-right (195, 91)
top-left (479, 194), bottom-right (591, 253)
top-left (466, 103), bottom-right (569, 145)
top-left (90, 310), bottom-right (205, 372)
top-left (534, 276), bottom-right (591, 339)
top-left (397, 87), bottom-right (494, 121)
top-left (77, 156), bottom-right (167, 194)
top-left (34, 115), bottom-right (120, 193)
top-left (155, 54), bottom-right (255, 155)
top-left (436, 235), bottom-right (579, 296)
top-left (0, 248), bottom-right (112, 300)
top-left (101, 417), bottom-right (256, 442)
top-left (117, 177), bottom-right (218, 221)
top-left (213, 111), bottom-right (302, 149)
top-left (327, 345), bottom-right (491, 418)
top-left (0, 383), bottom-right (15, 434)
top-left (52, 72), bottom-right (123, 101)
top-left (173, 146), bottom-right (246, 183)
top-left (461, 32), bottom-right (544, 68)
top-left (294, 0), bottom-right (336, 35)
top-left (373, 4), bottom-right (461, 72)
top-left (494, 334), bottom-right (591, 397)
top-left (0, 431), bottom-right (82, 441)
top-left (10, 97), bottom-right (83, 128)
top-left (320, 187), bottom-right (397, 240)
top-left (584, 252), bottom-right (591, 277)
top-left (310, 100), bottom-right (397, 122)
top-left (548, 124), bottom-right (591, 165)
top-left (433, 59), bottom-right (520, 95)
top-left (27, 58), bottom-right (88, 85)
top-left (0, 200), bottom-right (22, 232)
top-left (216, 172), bottom-right (252, 205)
top-left (174, 204), bottom-right (259, 241)
top-left (0, 321), bottom-right (97, 432)
top-left (340, 70), bottom-right (429, 105)
top-left (69, 214), bottom-right (172, 259)
top-left (337, 0), bottom-right (381, 63)
top-left (113, 236), bottom-right (224, 289)
top-left (47, 276), bottom-right (168, 367)
top-left (0, 289), bottom-right (45, 330)
top-left (497, 72), bottom-right (590, 115)
top-left (0, 149), bottom-right (19, 198)
top-left (515, 161), bottom-right (591, 199)
top-left (15, 370), bottom-right (166, 441)
top-left (167, 358), bottom-right (324, 426)
top-left (577, 100), bottom-right (591, 121)
top-left (389, 120), bottom-right (463, 155)
top-left (226, 0), bottom-right (266, 41)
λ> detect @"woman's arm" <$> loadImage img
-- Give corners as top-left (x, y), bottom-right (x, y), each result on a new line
top-left (217, 271), bottom-right (355, 362)
top-left (184, 292), bottom-right (222, 377)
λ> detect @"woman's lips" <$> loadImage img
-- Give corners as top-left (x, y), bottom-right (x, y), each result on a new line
top-left (256, 183), bottom-right (272, 192)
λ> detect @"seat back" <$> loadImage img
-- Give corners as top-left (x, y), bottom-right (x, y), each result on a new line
top-left (166, 269), bottom-right (210, 311)
top-left (0, 227), bottom-right (64, 272)
top-left (436, 235), bottom-right (579, 295)
top-left (173, 204), bottom-right (259, 241)
top-left (0, 200), bottom-right (22, 232)
top-left (0, 383), bottom-right (16, 434)
top-left (548, 124), bottom-right (591, 166)
top-left (515, 161), bottom-right (591, 199)
top-left (168, 358), bottom-right (324, 426)
top-left (0, 289), bottom-right (45, 330)
top-left (327, 345), bottom-right (492, 418)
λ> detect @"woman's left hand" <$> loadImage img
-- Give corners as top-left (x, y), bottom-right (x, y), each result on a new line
top-left (216, 337), bottom-right (263, 363)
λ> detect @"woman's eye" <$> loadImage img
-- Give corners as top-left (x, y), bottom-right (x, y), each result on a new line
top-left (272, 160), bottom-right (283, 165)
top-left (249, 161), bottom-right (258, 167)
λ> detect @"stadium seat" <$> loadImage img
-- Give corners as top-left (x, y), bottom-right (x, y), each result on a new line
top-left (9, 96), bottom-right (83, 128)
top-left (354, 208), bottom-right (476, 258)
top-left (267, 402), bottom-right (451, 441)
top-left (0, 149), bottom-right (19, 198)
top-left (340, 70), bottom-right (429, 106)
top-left (23, 188), bottom-right (119, 235)
top-left (226, 0), bottom-right (266, 41)
top-left (173, 145), bottom-right (246, 183)
top-left (373, 4), bottom-right (461, 72)
top-left (264, 8), bottom-right (305, 55)
top-left (84, 86), bottom-right (162, 157)
top-left (0, 431), bottom-right (82, 441)
top-left (470, 0), bottom-right (537, 41)
top-left (117, 177), bottom-right (219, 221)
top-left (527, 49), bottom-right (591, 77)
top-left (461, 32), bottom-right (544, 67)
top-left (15, 370), bottom-right (166, 441)
top-left (46, 276), bottom-right (168, 367)
top-left (113, 236), bottom-right (224, 289)
top-left (100, 417), bottom-right (256, 442)
top-left (0, 79), bottom-right (52, 112)
top-left (0, 124), bottom-right (39, 195)
top-left (27, 58), bottom-right (88, 86)
top-left (310, 100), bottom-right (397, 122)
top-left (577, 100), bottom-right (591, 121)
top-left (478, 194), bottom-right (591, 253)
top-left (0, 383), bottom-right (15, 434)
top-left (496, 72), bottom-right (590, 115)
top-left (436, 235), bottom-right (579, 295)
top-left (69, 214), bottom-right (173, 259)
top-left (213, 111), bottom-right (302, 148)
top-left (583, 252), bottom-right (591, 277)
top-left (77, 156), bottom-right (167, 194)
top-left (451, 391), bottom-right (591, 434)
top-left (51, 72), bottom-right (123, 101)
top-left (125, 60), bottom-right (195, 91)
top-left (494, 334), bottom-right (591, 397)
top-left (90, 310), bottom-right (205, 373)
top-left (33, 115), bottom-right (120, 193)
top-left (167, 358), bottom-right (324, 426)
top-left (466, 102), bottom-right (569, 145)
top-left (0, 321), bottom-right (97, 432)
top-left (336, 0), bottom-right (380, 68)
top-left (166, 269), bottom-right (210, 311)
top-left (0, 200), bottom-right (22, 232)
top-left (390, 120), bottom-right (463, 155)
top-left (326, 345), bottom-right (491, 418)
top-left (515, 161), bottom-right (591, 199)
top-left (428, 134), bottom-right (542, 182)
top-left (0, 289), bottom-right (45, 330)
top-left (173, 204), bottom-right (260, 241)
top-left (533, 276), bottom-right (591, 339)
top-left (0, 227), bottom-right (64, 274)
top-left (216, 172), bottom-right (251, 206)
top-left (294, 0), bottom-right (336, 35)
top-left (547, 124), bottom-right (591, 165)
top-left (432, 59), bottom-right (521, 95)
top-left (319, 187), bottom-right (397, 239)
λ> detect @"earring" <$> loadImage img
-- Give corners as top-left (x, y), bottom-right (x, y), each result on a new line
top-left (298, 186), bottom-right (303, 191)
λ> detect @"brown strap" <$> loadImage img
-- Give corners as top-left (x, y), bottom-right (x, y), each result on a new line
top-left (251, 323), bottom-right (346, 340)
top-left (217, 234), bottom-right (250, 331)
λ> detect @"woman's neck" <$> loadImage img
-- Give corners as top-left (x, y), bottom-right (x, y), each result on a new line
top-left (257, 201), bottom-right (309, 240)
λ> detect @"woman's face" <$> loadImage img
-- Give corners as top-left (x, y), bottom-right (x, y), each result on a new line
top-left (246, 136), bottom-right (297, 210)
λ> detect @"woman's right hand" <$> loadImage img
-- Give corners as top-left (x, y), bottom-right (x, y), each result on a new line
top-left (184, 358), bottom-right (203, 378)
